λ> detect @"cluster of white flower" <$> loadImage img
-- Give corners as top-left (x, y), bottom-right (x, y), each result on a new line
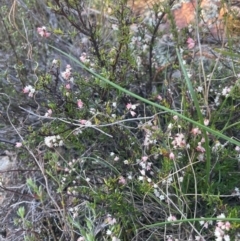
top-left (139, 156), bottom-right (152, 171)
top-left (44, 109), bottom-right (52, 117)
top-left (221, 86), bottom-right (232, 97)
top-left (37, 26), bottom-right (51, 37)
top-left (69, 206), bottom-right (79, 219)
top-left (105, 215), bottom-right (120, 241)
top-left (214, 213), bottom-right (231, 241)
top-left (52, 59), bottom-right (59, 66)
top-left (126, 103), bottom-right (138, 117)
top-left (44, 135), bottom-right (63, 148)
top-left (153, 184), bottom-right (165, 201)
top-left (61, 64), bottom-right (74, 82)
top-left (171, 133), bottom-right (186, 149)
top-left (197, 214), bottom-right (231, 241)
top-left (199, 217), bottom-right (213, 230)
top-left (167, 214), bottom-right (177, 222)
top-left (214, 93), bottom-right (221, 106)
top-left (162, 175), bottom-right (174, 185)
top-left (213, 85), bottom-right (233, 106)
top-left (67, 186), bottom-right (78, 196)
top-left (77, 237), bottom-right (85, 241)
top-left (23, 85), bottom-right (36, 97)
top-left (232, 187), bottom-right (240, 199)
top-left (105, 214), bottom-right (117, 225)
top-left (79, 52), bottom-right (90, 64)
top-left (137, 156), bottom-right (153, 181)
top-left (139, 120), bottom-right (158, 148)
top-left (79, 119), bottom-right (92, 126)
top-left (235, 146), bottom-right (240, 163)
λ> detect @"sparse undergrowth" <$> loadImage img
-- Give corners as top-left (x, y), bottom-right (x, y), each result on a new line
top-left (1, 0), bottom-right (240, 240)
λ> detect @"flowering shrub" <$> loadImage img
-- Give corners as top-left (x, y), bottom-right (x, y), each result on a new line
top-left (1, 0), bottom-right (240, 240)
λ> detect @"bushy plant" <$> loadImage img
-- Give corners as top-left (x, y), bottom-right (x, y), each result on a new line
top-left (1, 0), bottom-right (240, 240)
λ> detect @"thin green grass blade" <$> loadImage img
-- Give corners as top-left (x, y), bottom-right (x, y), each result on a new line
top-left (48, 44), bottom-right (240, 147)
top-left (140, 217), bottom-right (240, 229)
top-left (176, 48), bottom-right (211, 182)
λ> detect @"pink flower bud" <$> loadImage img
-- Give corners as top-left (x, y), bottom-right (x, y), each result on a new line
top-left (77, 99), bottom-right (84, 109)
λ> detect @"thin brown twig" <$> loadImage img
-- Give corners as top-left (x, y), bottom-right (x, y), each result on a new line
top-left (0, 184), bottom-right (37, 200)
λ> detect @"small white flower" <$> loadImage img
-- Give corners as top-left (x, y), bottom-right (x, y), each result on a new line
top-left (178, 176), bottom-right (183, 182)
top-left (169, 152), bottom-right (175, 160)
top-left (72, 190), bottom-right (77, 195)
top-left (217, 213), bottom-right (226, 219)
top-left (44, 109), bottom-right (52, 117)
top-left (15, 142), bottom-right (22, 148)
top-left (52, 59), bottom-right (58, 65)
top-left (204, 119), bottom-right (209, 126)
top-left (222, 86), bottom-right (232, 97)
top-left (59, 140), bottom-right (64, 146)
top-left (214, 226), bottom-right (224, 238)
top-left (159, 195), bottom-right (165, 200)
top-left (112, 24), bottom-right (118, 30)
top-left (197, 153), bottom-right (205, 161)
top-left (127, 174), bottom-right (132, 180)
top-left (167, 215), bottom-right (177, 222)
top-left (199, 218), bottom-right (205, 226)
top-left (44, 135), bottom-right (63, 148)
top-left (106, 229), bottom-right (112, 235)
top-left (89, 108), bottom-right (96, 114)
top-left (154, 189), bottom-right (160, 197)
top-left (85, 121), bottom-right (92, 126)
top-left (173, 115), bottom-right (178, 121)
top-left (131, 104), bottom-right (137, 110)
top-left (167, 176), bottom-right (173, 184)
top-left (212, 141), bottom-right (223, 153)
top-left (44, 136), bottom-right (53, 148)
top-left (235, 146), bottom-right (240, 152)
top-left (124, 160), bottom-right (129, 165)
top-left (140, 169), bottom-right (145, 176)
top-left (138, 176), bottom-right (144, 181)
top-left (114, 156), bottom-right (119, 161)
top-left (224, 235), bottom-right (230, 241)
top-left (139, 162), bottom-right (146, 169)
top-left (232, 187), bottom-right (240, 198)
top-left (112, 237), bottom-right (120, 241)
top-left (79, 53), bottom-right (90, 64)
top-left (23, 85), bottom-right (36, 97)
top-left (186, 71), bottom-right (192, 78)
top-left (77, 237), bottom-right (85, 241)
top-left (197, 86), bottom-right (203, 93)
top-left (69, 77), bottom-right (74, 83)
